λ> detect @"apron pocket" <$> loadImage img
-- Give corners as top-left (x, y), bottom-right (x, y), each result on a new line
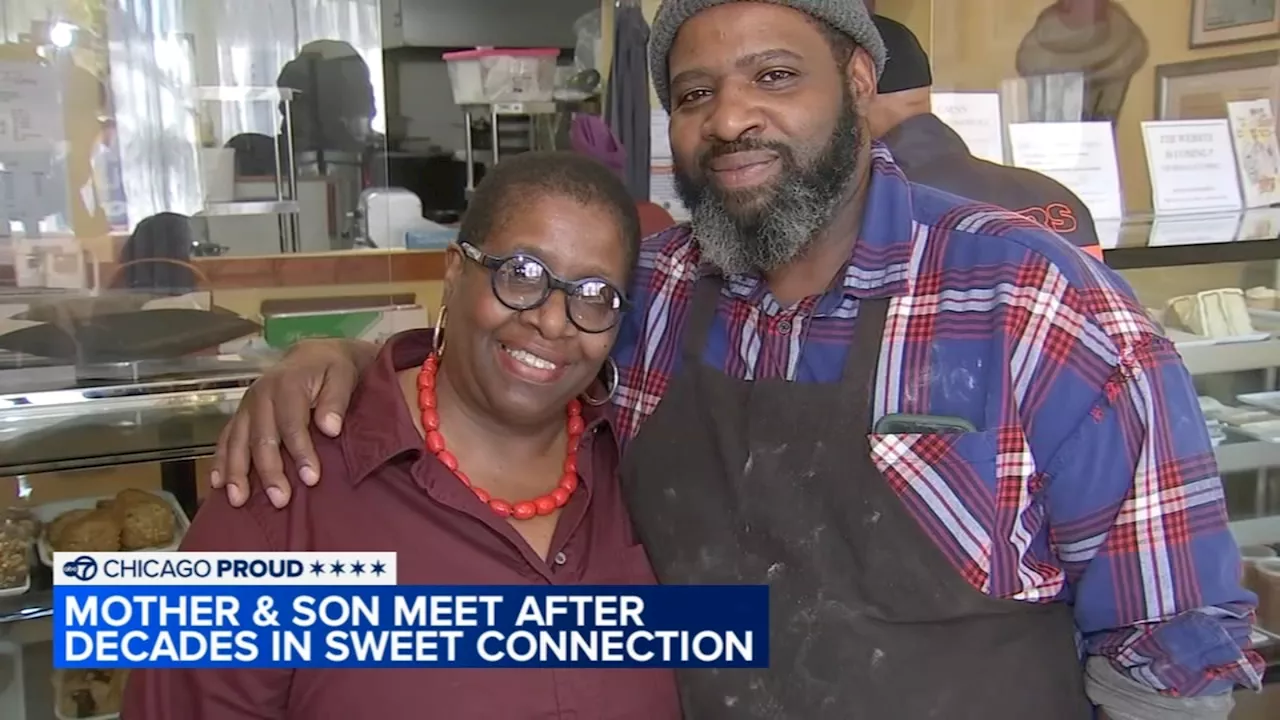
top-left (866, 429), bottom-right (1009, 598)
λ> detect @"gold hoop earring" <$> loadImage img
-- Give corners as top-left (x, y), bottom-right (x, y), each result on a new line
top-left (432, 305), bottom-right (448, 358)
top-left (582, 357), bottom-right (618, 406)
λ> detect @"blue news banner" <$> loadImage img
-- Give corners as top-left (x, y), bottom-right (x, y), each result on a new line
top-left (52, 552), bottom-right (769, 670)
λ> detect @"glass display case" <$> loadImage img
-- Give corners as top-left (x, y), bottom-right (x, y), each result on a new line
top-left (1109, 219), bottom-right (1280, 677)
top-left (869, 0), bottom-right (1280, 713)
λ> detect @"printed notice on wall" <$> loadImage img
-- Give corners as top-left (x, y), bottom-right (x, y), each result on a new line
top-left (649, 109), bottom-right (689, 222)
top-left (931, 92), bottom-right (1005, 164)
top-left (1140, 119), bottom-right (1242, 215)
top-left (0, 61), bottom-right (63, 153)
top-left (1007, 122), bottom-right (1124, 221)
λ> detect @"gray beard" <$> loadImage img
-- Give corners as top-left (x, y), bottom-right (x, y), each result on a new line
top-left (687, 176), bottom-right (846, 276)
top-left (675, 91), bottom-right (861, 276)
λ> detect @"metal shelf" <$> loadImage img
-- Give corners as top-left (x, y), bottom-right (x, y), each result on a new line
top-left (196, 86), bottom-right (297, 103)
top-left (199, 200), bottom-right (300, 217)
top-left (460, 101), bottom-right (562, 116)
top-left (1177, 340), bottom-right (1280, 376)
top-left (1216, 440), bottom-right (1280, 474)
top-left (1229, 515), bottom-right (1280, 548)
top-left (0, 589), bottom-right (51, 625)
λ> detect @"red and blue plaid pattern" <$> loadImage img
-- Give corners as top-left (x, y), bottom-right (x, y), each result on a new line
top-left (609, 143), bottom-right (1264, 697)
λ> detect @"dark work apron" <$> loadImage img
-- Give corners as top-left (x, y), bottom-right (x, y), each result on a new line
top-left (621, 277), bottom-right (1092, 719)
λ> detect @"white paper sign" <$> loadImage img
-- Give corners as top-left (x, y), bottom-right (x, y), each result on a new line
top-left (1007, 122), bottom-right (1124, 220)
top-left (1147, 213), bottom-right (1242, 247)
top-left (12, 236), bottom-right (85, 289)
top-left (1141, 120), bottom-right (1242, 215)
top-left (1238, 207), bottom-right (1280, 241)
top-left (649, 109), bottom-right (688, 221)
top-left (0, 62), bottom-right (63, 153)
top-left (1226, 99), bottom-right (1280, 209)
top-left (931, 92), bottom-right (1005, 164)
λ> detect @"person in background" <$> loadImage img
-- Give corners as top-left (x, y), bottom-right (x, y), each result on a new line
top-left (868, 15), bottom-right (1103, 257)
top-left (204, 2), bottom-right (1259, 718)
top-left (121, 151), bottom-right (681, 720)
top-left (112, 213), bottom-right (198, 295)
top-left (570, 112), bottom-right (677, 237)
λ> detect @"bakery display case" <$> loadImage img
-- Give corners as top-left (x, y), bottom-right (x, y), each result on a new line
top-left (0, 355), bottom-right (264, 718)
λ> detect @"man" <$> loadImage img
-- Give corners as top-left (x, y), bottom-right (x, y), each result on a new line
top-left (209, 2), bottom-right (1261, 718)
top-left (868, 15), bottom-right (1102, 256)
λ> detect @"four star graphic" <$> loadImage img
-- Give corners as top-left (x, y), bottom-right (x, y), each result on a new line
top-left (307, 558), bottom-right (389, 579)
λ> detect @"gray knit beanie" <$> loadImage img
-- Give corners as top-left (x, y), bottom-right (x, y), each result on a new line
top-left (649, 0), bottom-right (888, 113)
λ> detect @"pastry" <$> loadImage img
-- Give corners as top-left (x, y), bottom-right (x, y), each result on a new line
top-left (1164, 295), bottom-right (1198, 332)
top-left (50, 509), bottom-right (121, 553)
top-left (47, 509), bottom-right (93, 547)
top-left (112, 489), bottom-right (176, 549)
top-left (1196, 289), bottom-right (1255, 338)
top-left (1246, 287), bottom-right (1278, 311)
top-left (1164, 290), bottom-right (1257, 339)
top-left (57, 668), bottom-right (129, 718)
top-left (0, 526), bottom-right (28, 589)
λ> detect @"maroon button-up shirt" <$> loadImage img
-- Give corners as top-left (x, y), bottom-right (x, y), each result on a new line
top-left (123, 330), bottom-right (682, 720)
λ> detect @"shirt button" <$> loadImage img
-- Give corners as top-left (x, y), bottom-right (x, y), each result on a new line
top-left (554, 551), bottom-right (567, 566)
top-left (776, 319), bottom-right (792, 335)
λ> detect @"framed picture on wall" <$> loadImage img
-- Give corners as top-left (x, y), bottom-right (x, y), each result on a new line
top-left (1190, 0), bottom-right (1280, 49)
top-left (1154, 50), bottom-right (1280, 120)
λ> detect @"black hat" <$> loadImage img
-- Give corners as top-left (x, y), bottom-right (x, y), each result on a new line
top-left (873, 15), bottom-right (932, 94)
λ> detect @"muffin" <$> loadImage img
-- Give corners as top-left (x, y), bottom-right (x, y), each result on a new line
top-left (112, 489), bottom-right (176, 550)
top-left (57, 669), bottom-right (129, 718)
top-left (50, 509), bottom-right (121, 553)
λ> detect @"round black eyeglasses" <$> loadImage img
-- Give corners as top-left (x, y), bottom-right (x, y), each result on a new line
top-left (458, 240), bottom-right (630, 333)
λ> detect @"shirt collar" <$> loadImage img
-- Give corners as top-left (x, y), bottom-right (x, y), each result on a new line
top-left (341, 329), bottom-right (614, 485)
top-left (690, 141), bottom-right (917, 303)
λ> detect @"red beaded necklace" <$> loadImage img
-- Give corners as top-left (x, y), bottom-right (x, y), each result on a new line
top-left (416, 353), bottom-right (583, 520)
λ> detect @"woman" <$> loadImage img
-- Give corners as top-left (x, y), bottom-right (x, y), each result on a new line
top-left (123, 151), bottom-right (682, 720)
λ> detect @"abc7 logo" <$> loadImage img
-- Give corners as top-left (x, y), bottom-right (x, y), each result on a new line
top-left (63, 556), bottom-right (99, 582)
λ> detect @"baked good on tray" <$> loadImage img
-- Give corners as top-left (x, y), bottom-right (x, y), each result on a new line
top-left (57, 668), bottom-right (129, 718)
top-left (1246, 286), bottom-right (1279, 311)
top-left (111, 489), bottom-right (177, 550)
top-left (47, 489), bottom-right (179, 553)
top-left (1164, 289), bottom-right (1256, 339)
top-left (50, 509), bottom-right (121, 553)
top-left (0, 527), bottom-right (29, 590)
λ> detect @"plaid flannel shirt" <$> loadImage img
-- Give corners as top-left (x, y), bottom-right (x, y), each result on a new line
top-left (608, 143), bottom-right (1264, 697)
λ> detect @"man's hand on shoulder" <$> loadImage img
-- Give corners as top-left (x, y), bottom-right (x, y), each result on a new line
top-left (209, 338), bottom-right (377, 509)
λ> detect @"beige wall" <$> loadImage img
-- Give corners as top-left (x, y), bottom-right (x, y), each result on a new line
top-left (606, 0), bottom-right (1275, 215)
top-left (881, 0), bottom-right (1278, 214)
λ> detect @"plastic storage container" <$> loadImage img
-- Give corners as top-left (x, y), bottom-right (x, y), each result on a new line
top-left (443, 47), bottom-right (559, 105)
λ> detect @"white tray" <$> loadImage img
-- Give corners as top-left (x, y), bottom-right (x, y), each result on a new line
top-left (52, 669), bottom-right (121, 720)
top-left (0, 574), bottom-right (30, 598)
top-left (34, 490), bottom-right (190, 567)
top-left (1234, 419), bottom-right (1280, 443)
top-left (1168, 328), bottom-right (1270, 347)
top-left (1236, 391), bottom-right (1280, 414)
top-left (1250, 626), bottom-right (1279, 649)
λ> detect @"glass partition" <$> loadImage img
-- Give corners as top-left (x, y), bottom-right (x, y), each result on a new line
top-left (0, 3), bottom-right (438, 715)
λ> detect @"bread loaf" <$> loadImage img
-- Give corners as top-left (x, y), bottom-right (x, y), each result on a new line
top-left (112, 489), bottom-right (176, 550)
top-left (1196, 289), bottom-right (1254, 338)
top-left (1246, 286), bottom-right (1278, 311)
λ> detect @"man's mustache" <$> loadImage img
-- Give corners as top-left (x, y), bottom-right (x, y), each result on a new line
top-left (698, 139), bottom-right (793, 171)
